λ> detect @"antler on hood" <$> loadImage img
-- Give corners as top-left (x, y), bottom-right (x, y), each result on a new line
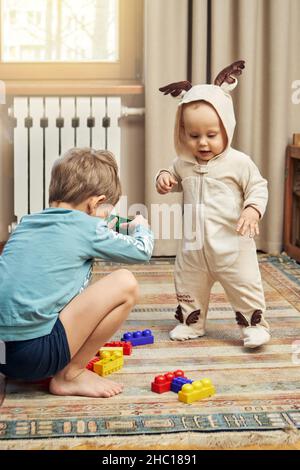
top-left (214, 60), bottom-right (245, 87)
top-left (159, 81), bottom-right (193, 97)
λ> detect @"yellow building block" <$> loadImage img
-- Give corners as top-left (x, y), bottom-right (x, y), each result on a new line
top-left (98, 347), bottom-right (123, 355)
top-left (178, 378), bottom-right (215, 404)
top-left (93, 350), bottom-right (124, 377)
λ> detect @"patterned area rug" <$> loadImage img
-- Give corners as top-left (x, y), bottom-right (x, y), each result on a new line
top-left (1, 254), bottom-right (300, 449)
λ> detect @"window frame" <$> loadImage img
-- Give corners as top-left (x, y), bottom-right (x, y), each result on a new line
top-left (0, 0), bottom-right (143, 82)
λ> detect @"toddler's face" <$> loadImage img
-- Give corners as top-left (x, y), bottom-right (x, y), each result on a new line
top-left (182, 101), bottom-right (227, 162)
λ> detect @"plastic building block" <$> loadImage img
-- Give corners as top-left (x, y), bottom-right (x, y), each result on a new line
top-left (93, 350), bottom-right (124, 377)
top-left (121, 329), bottom-right (154, 347)
top-left (151, 370), bottom-right (185, 394)
top-left (107, 215), bottom-right (133, 234)
top-left (103, 341), bottom-right (133, 355)
top-left (86, 356), bottom-right (100, 371)
top-left (98, 346), bottom-right (123, 355)
top-left (171, 376), bottom-right (193, 393)
top-left (178, 378), bottom-right (216, 404)
top-left (116, 216), bottom-right (133, 234)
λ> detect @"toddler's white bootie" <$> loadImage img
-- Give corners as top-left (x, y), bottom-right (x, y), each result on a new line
top-left (169, 306), bottom-right (205, 340)
top-left (242, 325), bottom-right (271, 348)
top-left (169, 323), bottom-right (205, 341)
top-left (236, 310), bottom-right (270, 349)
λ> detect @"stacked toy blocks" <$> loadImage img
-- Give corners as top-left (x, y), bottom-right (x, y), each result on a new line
top-left (97, 346), bottom-right (123, 354)
top-left (86, 347), bottom-right (126, 376)
top-left (121, 329), bottom-right (154, 346)
top-left (98, 346), bottom-right (123, 357)
top-left (151, 370), bottom-right (185, 393)
top-left (171, 376), bottom-right (193, 393)
top-left (92, 350), bottom-right (124, 377)
top-left (178, 378), bottom-right (215, 404)
top-left (151, 371), bottom-right (216, 403)
top-left (103, 341), bottom-right (132, 355)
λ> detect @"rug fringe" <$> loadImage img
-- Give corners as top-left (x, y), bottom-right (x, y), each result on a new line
top-left (1, 428), bottom-right (300, 450)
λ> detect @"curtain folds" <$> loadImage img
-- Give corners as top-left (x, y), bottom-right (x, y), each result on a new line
top-left (145, 0), bottom-right (300, 255)
top-left (145, 0), bottom-right (188, 255)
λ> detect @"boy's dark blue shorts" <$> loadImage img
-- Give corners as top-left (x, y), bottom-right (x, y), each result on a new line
top-left (0, 317), bottom-right (71, 381)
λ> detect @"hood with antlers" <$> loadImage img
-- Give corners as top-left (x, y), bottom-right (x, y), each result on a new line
top-left (159, 60), bottom-right (245, 159)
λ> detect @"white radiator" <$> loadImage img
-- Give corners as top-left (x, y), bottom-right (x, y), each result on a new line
top-left (12, 96), bottom-right (121, 222)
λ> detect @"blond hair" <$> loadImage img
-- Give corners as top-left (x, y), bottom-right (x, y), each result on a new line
top-left (49, 148), bottom-right (121, 206)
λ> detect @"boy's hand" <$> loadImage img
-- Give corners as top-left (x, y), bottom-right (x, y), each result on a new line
top-left (236, 206), bottom-right (260, 237)
top-left (120, 214), bottom-right (149, 232)
top-left (156, 172), bottom-right (178, 194)
top-left (107, 216), bottom-right (118, 230)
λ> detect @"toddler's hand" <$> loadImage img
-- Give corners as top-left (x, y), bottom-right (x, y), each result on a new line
top-left (236, 206), bottom-right (260, 237)
top-left (156, 172), bottom-right (178, 194)
top-left (120, 214), bottom-right (149, 232)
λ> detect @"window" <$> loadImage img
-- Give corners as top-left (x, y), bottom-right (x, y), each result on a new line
top-left (0, 0), bottom-right (143, 81)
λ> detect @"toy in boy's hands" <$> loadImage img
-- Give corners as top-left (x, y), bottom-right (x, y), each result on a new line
top-left (107, 216), bottom-right (118, 230)
top-left (156, 171), bottom-right (178, 194)
top-left (107, 214), bottom-right (149, 234)
top-left (236, 206), bottom-right (260, 238)
top-left (115, 216), bottom-right (133, 233)
top-left (107, 215), bottom-right (133, 234)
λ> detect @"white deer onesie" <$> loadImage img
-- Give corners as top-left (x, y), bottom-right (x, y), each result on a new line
top-left (157, 72), bottom-right (270, 348)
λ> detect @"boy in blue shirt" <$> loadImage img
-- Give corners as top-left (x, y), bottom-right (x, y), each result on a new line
top-left (0, 148), bottom-right (154, 398)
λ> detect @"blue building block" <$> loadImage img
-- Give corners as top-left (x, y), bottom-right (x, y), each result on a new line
top-left (171, 376), bottom-right (193, 393)
top-left (121, 329), bottom-right (154, 346)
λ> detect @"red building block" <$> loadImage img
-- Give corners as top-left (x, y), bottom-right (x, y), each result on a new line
top-left (103, 341), bottom-right (133, 356)
top-left (151, 370), bottom-right (185, 394)
top-left (86, 356), bottom-right (99, 371)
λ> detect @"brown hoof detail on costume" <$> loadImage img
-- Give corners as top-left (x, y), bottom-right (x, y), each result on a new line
top-left (186, 309), bottom-right (201, 326)
top-left (175, 305), bottom-right (184, 323)
top-left (235, 310), bottom-right (263, 327)
top-left (235, 312), bottom-right (249, 327)
top-left (251, 310), bottom-right (262, 325)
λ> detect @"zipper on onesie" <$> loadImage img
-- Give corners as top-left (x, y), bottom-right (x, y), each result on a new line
top-left (194, 165), bottom-right (208, 204)
top-left (194, 165), bottom-right (211, 273)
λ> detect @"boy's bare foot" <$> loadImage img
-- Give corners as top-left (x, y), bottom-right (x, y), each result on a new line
top-left (49, 369), bottom-right (124, 398)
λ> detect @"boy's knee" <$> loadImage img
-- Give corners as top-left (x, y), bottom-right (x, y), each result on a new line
top-left (116, 269), bottom-right (139, 302)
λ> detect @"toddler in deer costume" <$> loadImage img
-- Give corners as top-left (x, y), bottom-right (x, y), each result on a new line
top-left (156, 61), bottom-right (270, 348)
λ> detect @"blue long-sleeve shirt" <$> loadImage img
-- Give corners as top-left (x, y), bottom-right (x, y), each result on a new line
top-left (0, 208), bottom-right (154, 341)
